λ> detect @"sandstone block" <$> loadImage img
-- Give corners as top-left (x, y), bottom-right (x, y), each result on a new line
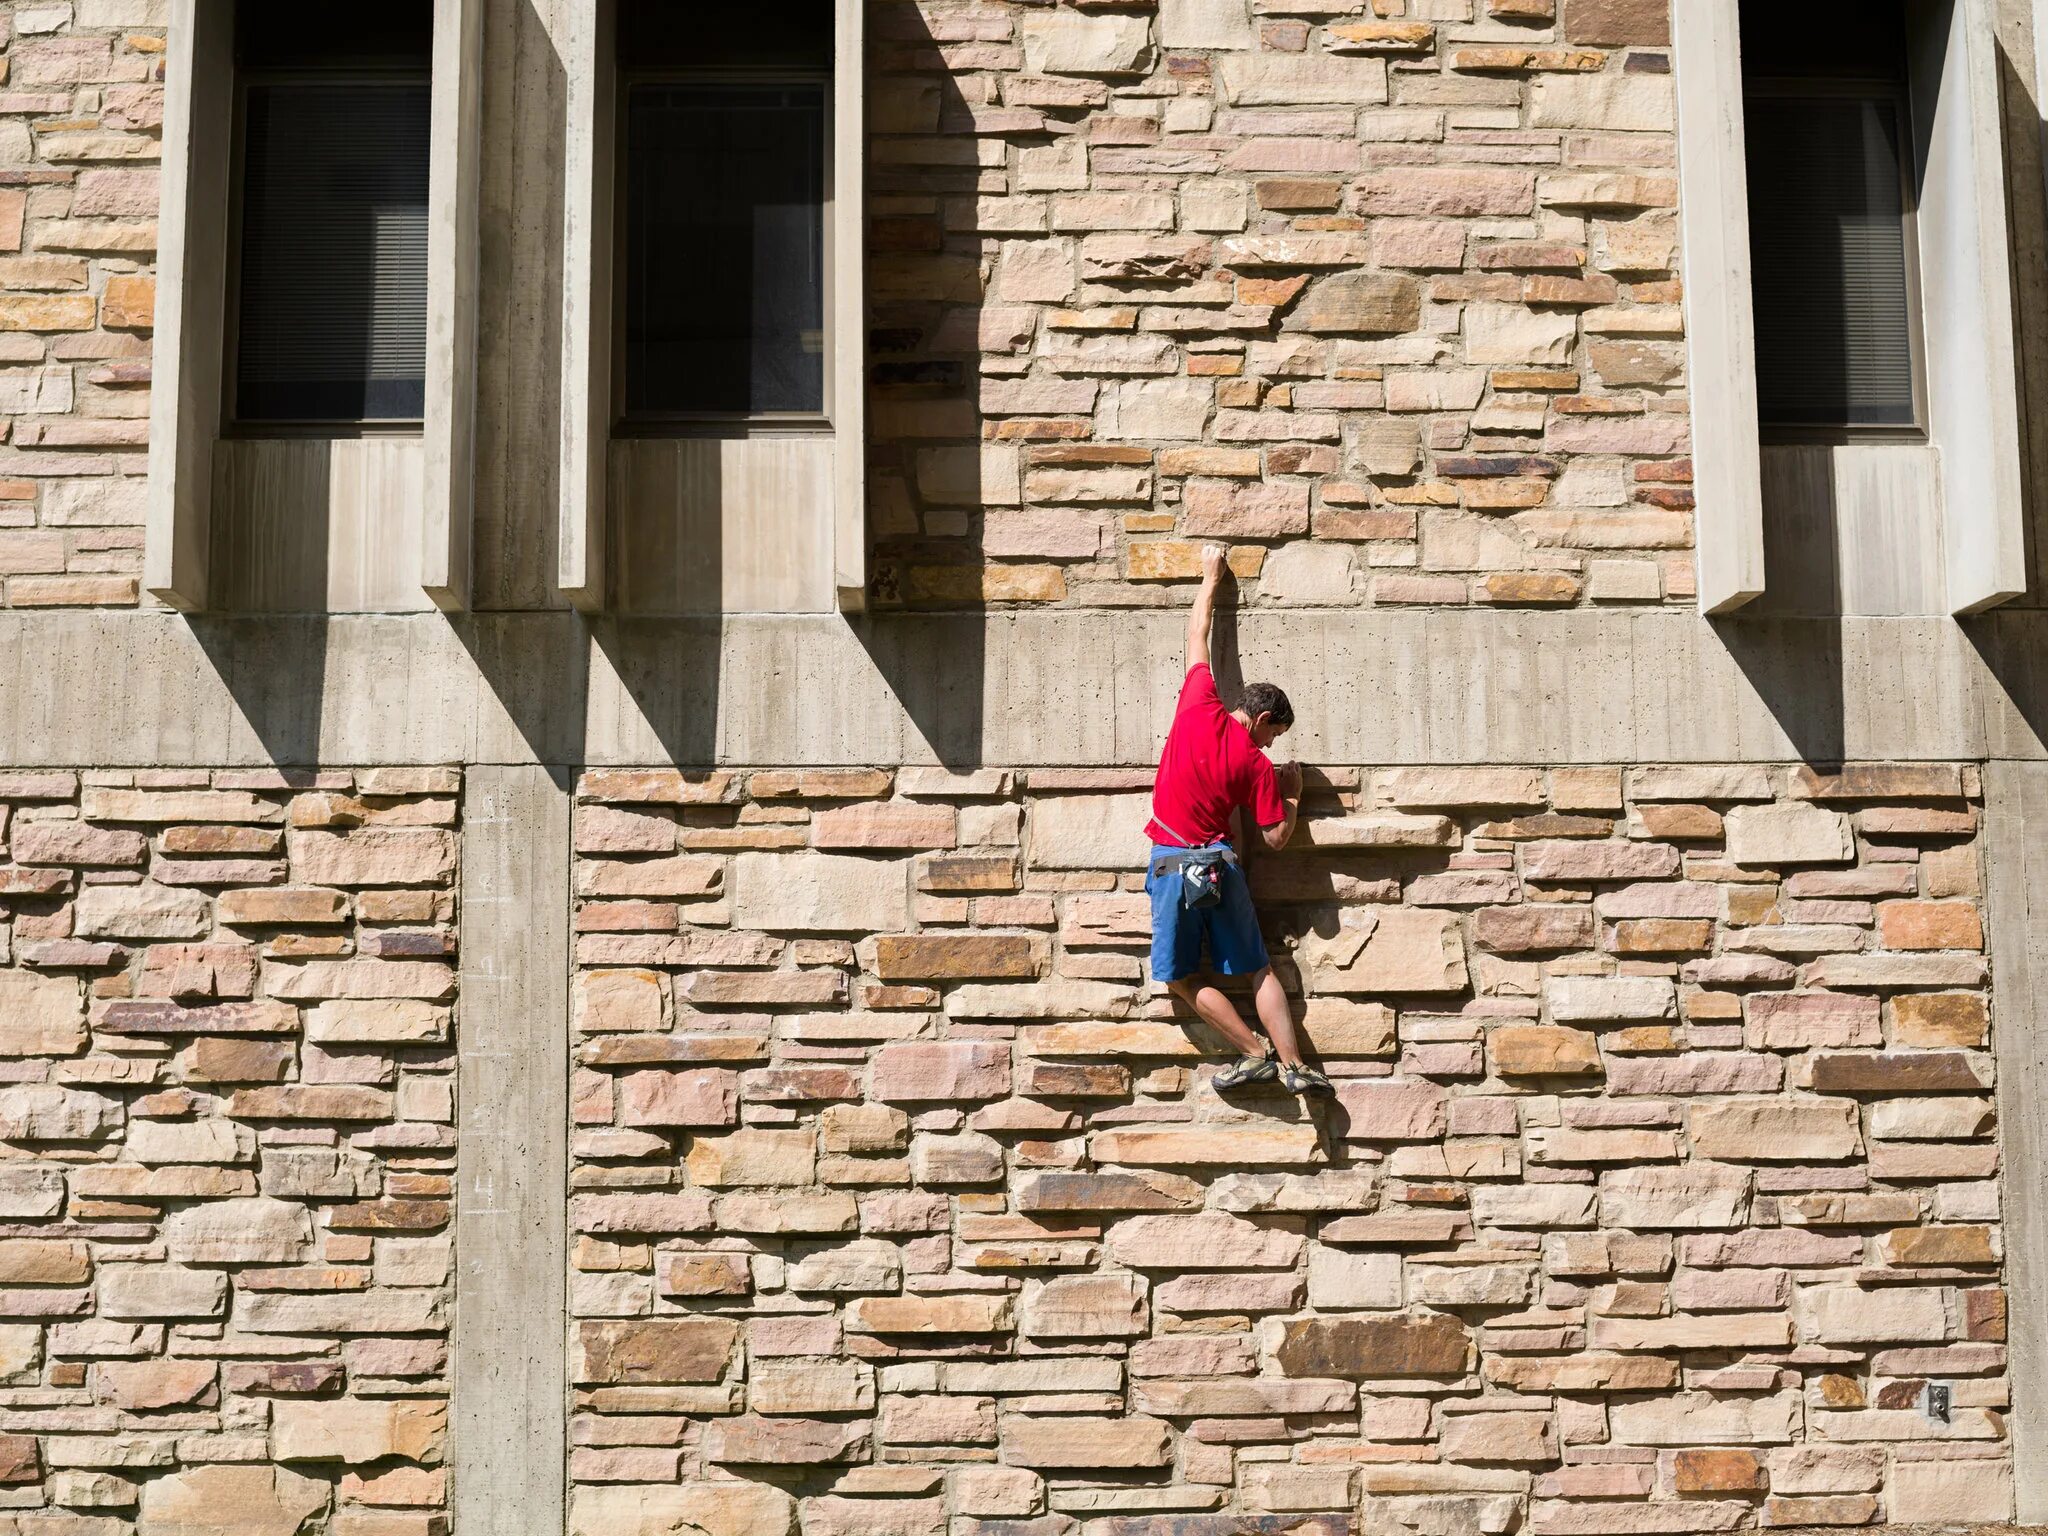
top-left (1000, 1414), bottom-right (1171, 1469)
top-left (1563, 0), bottom-right (1670, 44)
top-left (1335, 1077), bottom-right (1448, 1140)
top-left (1878, 899), bottom-right (1983, 951)
top-left (1440, 1410), bottom-right (1556, 1465)
top-left (1022, 12), bottom-right (1153, 75)
top-left (787, 1239), bottom-right (902, 1295)
top-left (576, 969), bottom-right (664, 1034)
top-left (1285, 271), bottom-right (1422, 335)
top-left (1803, 1285), bottom-right (1948, 1345)
top-left (619, 1069), bottom-right (740, 1129)
top-left (1306, 1245), bottom-right (1403, 1309)
top-left (1724, 804), bottom-right (1854, 867)
top-left (812, 803), bottom-right (957, 851)
top-left (910, 1129), bottom-right (1005, 1184)
top-left (1547, 975), bottom-right (1676, 1021)
top-left (306, 1000), bottom-right (448, 1044)
top-left (750, 1358), bottom-right (875, 1415)
top-left (1107, 1211), bottom-right (1304, 1268)
top-left (138, 1464), bottom-right (330, 1536)
top-left (0, 1240), bottom-right (89, 1285)
top-left (1687, 1098), bottom-right (1861, 1162)
top-left (0, 1083), bottom-right (120, 1141)
top-left (567, 1483), bottom-right (796, 1536)
top-left (1160, 0), bottom-right (1252, 48)
top-left (1890, 992), bottom-right (1988, 1047)
top-left (732, 853), bottom-right (908, 931)
top-left (289, 828), bottom-right (455, 886)
top-left (163, 1197), bottom-right (312, 1265)
top-left (846, 1295), bottom-right (1013, 1335)
top-left (1474, 904), bottom-right (1595, 953)
top-left (577, 853), bottom-right (723, 899)
top-left (1029, 793), bottom-right (1152, 870)
top-left (11, 820), bottom-right (145, 866)
top-left (270, 1399), bottom-right (447, 1465)
top-left (1744, 991), bottom-right (1879, 1050)
top-left (1217, 52), bottom-right (1389, 107)
top-left (577, 1318), bottom-right (738, 1385)
top-left (1609, 1390), bottom-right (1800, 1447)
top-left (1523, 840), bottom-right (1679, 882)
top-left (0, 970), bottom-right (85, 1056)
top-left (1090, 1123), bottom-right (1322, 1167)
top-left (1274, 1313), bottom-right (1471, 1379)
top-left (871, 1041), bottom-right (1011, 1102)
top-left (1021, 1273), bottom-right (1148, 1339)
top-left (685, 1129), bottom-right (816, 1188)
top-left (1300, 908), bottom-right (1467, 994)
top-left (74, 882), bottom-right (211, 939)
top-left (871, 934), bottom-right (1037, 980)
top-left (1807, 1051), bottom-right (1989, 1093)
top-left (1600, 1164), bottom-right (1752, 1229)
top-left (796, 1496), bottom-right (945, 1536)
top-left (1887, 1458), bottom-right (2013, 1522)
top-left (1017, 1170), bottom-right (1203, 1214)
top-left (1491, 1024), bottom-right (1601, 1078)
top-left (704, 1417), bottom-right (872, 1466)
top-left (819, 1103), bottom-right (910, 1155)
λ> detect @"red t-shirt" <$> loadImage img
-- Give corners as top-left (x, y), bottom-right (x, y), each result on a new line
top-left (1146, 664), bottom-right (1287, 847)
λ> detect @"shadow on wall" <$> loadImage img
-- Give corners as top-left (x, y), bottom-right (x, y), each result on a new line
top-left (1712, 614), bottom-right (1846, 766)
top-left (844, 0), bottom-right (986, 770)
top-left (1996, 39), bottom-right (2048, 604)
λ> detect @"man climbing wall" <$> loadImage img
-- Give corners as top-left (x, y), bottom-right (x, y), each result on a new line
top-left (1144, 543), bottom-right (1333, 1097)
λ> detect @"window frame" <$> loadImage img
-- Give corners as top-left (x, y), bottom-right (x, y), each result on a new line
top-left (1741, 73), bottom-right (1932, 446)
top-left (1672, 0), bottom-right (2026, 617)
top-left (609, 63), bottom-right (837, 438)
top-left (222, 61), bottom-right (437, 437)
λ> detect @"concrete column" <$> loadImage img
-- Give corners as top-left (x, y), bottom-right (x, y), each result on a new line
top-left (454, 766), bottom-right (571, 1536)
top-left (1982, 760), bottom-right (2048, 1521)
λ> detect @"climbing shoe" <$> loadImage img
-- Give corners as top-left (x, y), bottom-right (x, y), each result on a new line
top-left (1280, 1061), bottom-right (1335, 1097)
top-left (1214, 1050), bottom-right (1278, 1091)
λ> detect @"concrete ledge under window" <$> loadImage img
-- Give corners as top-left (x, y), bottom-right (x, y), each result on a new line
top-left (145, 0), bottom-right (485, 614)
top-left (1674, 0), bottom-right (2027, 617)
top-left (556, 0), bottom-right (868, 614)
top-left (5, 609), bottom-right (2048, 769)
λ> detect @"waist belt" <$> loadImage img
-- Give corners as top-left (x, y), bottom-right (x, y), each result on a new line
top-left (1151, 845), bottom-right (1237, 880)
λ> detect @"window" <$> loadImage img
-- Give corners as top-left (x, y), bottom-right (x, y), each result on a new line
top-left (1739, 1), bottom-right (1923, 436)
top-left (616, 5), bottom-right (832, 427)
top-left (230, 8), bottom-right (433, 426)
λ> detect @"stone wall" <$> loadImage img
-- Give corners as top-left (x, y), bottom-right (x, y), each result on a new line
top-left (0, 767), bottom-right (458, 1534)
top-left (566, 762), bottom-right (2011, 1534)
top-left (0, 2), bottom-right (159, 610)
top-left (0, 0), bottom-right (1704, 614)
top-left (869, 0), bottom-right (1693, 611)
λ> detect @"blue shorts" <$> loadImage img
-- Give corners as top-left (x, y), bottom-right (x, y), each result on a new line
top-left (1145, 843), bottom-right (1271, 985)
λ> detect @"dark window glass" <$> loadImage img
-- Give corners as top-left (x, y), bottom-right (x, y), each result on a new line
top-left (1737, 0), bottom-right (1918, 434)
top-left (234, 83), bottom-right (430, 424)
top-left (623, 82), bottom-right (828, 419)
top-left (1744, 92), bottom-right (1917, 430)
top-left (230, 6), bottom-right (432, 426)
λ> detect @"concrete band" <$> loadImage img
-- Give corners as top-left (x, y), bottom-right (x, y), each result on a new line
top-left (6, 608), bottom-right (2048, 769)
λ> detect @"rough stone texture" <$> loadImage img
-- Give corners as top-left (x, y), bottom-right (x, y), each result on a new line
top-left (569, 762), bottom-right (2008, 1529)
top-left (0, 769), bottom-right (456, 1527)
top-left (2, 0), bottom-right (1705, 614)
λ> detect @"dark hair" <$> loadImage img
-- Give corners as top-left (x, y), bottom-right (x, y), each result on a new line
top-left (1238, 681), bottom-right (1294, 728)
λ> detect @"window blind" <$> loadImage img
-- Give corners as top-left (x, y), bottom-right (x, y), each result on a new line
top-left (623, 81), bottom-right (829, 420)
top-left (234, 79), bottom-right (432, 424)
top-left (1744, 92), bottom-right (1918, 431)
